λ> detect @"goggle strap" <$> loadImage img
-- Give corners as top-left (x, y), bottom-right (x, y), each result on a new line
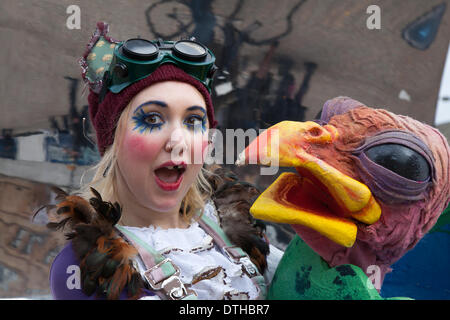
top-left (98, 71), bottom-right (111, 103)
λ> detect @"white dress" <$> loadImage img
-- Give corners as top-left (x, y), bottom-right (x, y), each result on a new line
top-left (122, 201), bottom-right (283, 300)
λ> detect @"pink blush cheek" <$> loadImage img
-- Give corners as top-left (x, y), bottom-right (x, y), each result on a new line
top-left (122, 132), bottom-right (162, 162)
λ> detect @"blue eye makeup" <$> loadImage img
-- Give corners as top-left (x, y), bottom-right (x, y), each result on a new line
top-left (185, 106), bottom-right (207, 133)
top-left (131, 101), bottom-right (207, 134)
top-left (184, 114), bottom-right (207, 132)
top-left (132, 100), bottom-right (167, 134)
top-left (132, 109), bottom-right (164, 134)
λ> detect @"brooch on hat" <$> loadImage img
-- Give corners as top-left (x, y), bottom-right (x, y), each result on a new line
top-left (79, 22), bottom-right (120, 94)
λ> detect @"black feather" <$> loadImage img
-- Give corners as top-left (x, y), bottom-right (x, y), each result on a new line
top-left (56, 206), bottom-right (71, 215)
top-left (128, 272), bottom-right (144, 298)
top-left (97, 279), bottom-right (110, 296)
top-left (32, 204), bottom-right (56, 222)
top-left (85, 251), bottom-right (109, 271)
top-left (89, 188), bottom-right (122, 225)
top-left (90, 187), bottom-right (103, 201)
top-left (82, 277), bottom-right (97, 296)
top-left (46, 217), bottom-right (71, 231)
top-left (102, 259), bottom-right (120, 278)
top-left (71, 225), bottom-right (104, 259)
top-left (51, 186), bottom-right (69, 201)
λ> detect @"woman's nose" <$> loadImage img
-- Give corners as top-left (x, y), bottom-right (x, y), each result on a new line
top-left (165, 128), bottom-right (187, 158)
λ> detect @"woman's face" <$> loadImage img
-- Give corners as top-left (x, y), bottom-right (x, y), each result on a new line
top-left (116, 81), bottom-right (209, 213)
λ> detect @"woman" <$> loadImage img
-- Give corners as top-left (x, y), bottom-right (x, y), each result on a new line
top-left (48, 22), bottom-right (282, 300)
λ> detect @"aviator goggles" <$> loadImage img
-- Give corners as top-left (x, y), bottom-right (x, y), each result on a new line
top-left (102, 38), bottom-right (217, 98)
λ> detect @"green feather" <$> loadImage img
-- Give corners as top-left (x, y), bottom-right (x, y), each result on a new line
top-left (102, 259), bottom-right (120, 278)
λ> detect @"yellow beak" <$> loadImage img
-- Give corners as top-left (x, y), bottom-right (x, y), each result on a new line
top-left (237, 121), bottom-right (381, 247)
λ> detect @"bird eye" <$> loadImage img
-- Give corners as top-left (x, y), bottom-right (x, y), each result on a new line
top-left (364, 143), bottom-right (430, 181)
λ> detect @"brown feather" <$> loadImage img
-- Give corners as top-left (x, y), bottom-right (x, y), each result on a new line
top-left (50, 194), bottom-right (94, 231)
top-left (108, 263), bottom-right (132, 300)
top-left (206, 165), bottom-right (270, 274)
top-left (40, 188), bottom-right (144, 299)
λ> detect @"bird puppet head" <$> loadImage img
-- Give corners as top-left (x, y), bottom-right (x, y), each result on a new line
top-left (237, 96), bottom-right (450, 284)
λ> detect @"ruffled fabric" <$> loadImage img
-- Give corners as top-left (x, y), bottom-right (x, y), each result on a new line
top-left (122, 202), bottom-right (260, 300)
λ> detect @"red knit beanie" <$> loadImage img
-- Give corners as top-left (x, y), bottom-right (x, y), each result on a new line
top-left (88, 63), bottom-right (217, 155)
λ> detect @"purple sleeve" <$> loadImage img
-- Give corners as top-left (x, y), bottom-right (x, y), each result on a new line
top-left (50, 242), bottom-right (156, 300)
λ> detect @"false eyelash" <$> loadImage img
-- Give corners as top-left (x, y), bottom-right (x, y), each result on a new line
top-left (132, 110), bottom-right (164, 134)
top-left (184, 115), bottom-right (207, 133)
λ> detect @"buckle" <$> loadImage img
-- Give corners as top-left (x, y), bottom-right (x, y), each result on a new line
top-left (223, 247), bottom-right (258, 277)
top-left (160, 276), bottom-right (195, 300)
top-left (143, 258), bottom-right (197, 300)
top-left (144, 258), bottom-right (179, 290)
top-left (223, 246), bottom-right (246, 262)
top-left (240, 257), bottom-right (257, 277)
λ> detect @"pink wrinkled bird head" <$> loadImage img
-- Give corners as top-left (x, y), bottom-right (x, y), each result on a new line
top-left (296, 96), bottom-right (450, 287)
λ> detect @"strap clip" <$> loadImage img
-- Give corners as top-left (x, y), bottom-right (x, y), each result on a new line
top-left (143, 258), bottom-right (197, 300)
top-left (223, 246), bottom-right (257, 277)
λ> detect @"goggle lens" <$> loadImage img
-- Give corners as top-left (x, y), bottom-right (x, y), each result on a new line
top-left (173, 40), bottom-right (207, 61)
top-left (122, 39), bottom-right (158, 60)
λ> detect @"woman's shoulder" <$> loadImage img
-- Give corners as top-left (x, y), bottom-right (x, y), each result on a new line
top-left (44, 187), bottom-right (157, 300)
top-left (50, 242), bottom-right (93, 299)
top-left (50, 242), bottom-right (157, 300)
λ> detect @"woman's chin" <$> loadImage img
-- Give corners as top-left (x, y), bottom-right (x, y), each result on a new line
top-left (144, 191), bottom-right (184, 212)
top-left (146, 198), bottom-right (180, 213)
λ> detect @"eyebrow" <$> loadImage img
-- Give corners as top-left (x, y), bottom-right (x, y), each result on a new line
top-left (134, 100), bottom-right (167, 113)
top-left (187, 106), bottom-right (206, 115)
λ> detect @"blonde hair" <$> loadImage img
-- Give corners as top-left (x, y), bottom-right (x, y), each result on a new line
top-left (80, 101), bottom-right (214, 224)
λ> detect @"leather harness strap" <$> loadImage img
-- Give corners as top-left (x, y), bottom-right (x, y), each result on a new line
top-left (115, 225), bottom-right (197, 300)
top-left (115, 214), bottom-right (267, 300)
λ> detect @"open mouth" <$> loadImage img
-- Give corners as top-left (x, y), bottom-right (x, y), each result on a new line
top-left (236, 120), bottom-right (381, 247)
top-left (252, 170), bottom-right (380, 247)
top-left (154, 163), bottom-right (186, 191)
